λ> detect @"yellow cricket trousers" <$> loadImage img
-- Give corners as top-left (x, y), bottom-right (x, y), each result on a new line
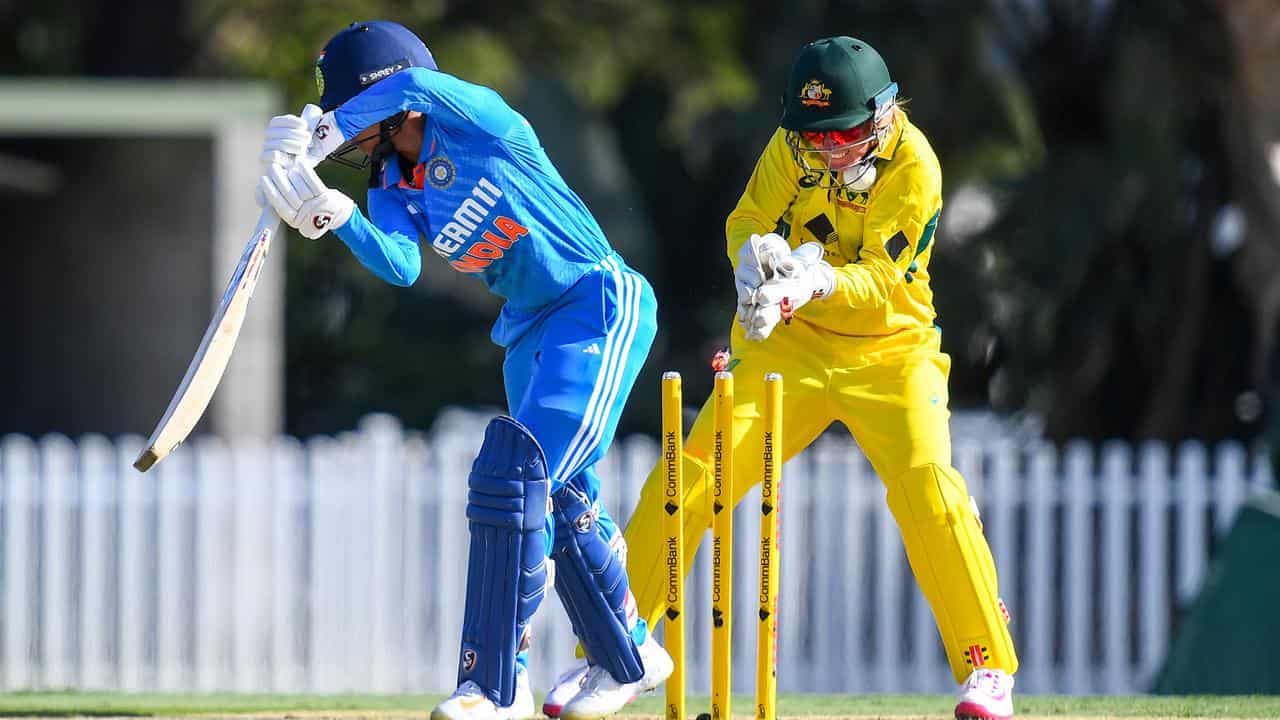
top-left (623, 321), bottom-right (1018, 681)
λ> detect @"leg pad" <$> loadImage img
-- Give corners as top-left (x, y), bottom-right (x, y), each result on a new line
top-left (885, 463), bottom-right (1019, 682)
top-left (458, 417), bottom-right (550, 705)
top-left (551, 483), bottom-right (644, 683)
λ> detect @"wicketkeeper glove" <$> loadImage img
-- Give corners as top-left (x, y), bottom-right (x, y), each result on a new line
top-left (734, 232), bottom-right (791, 322)
top-left (740, 242), bottom-right (835, 341)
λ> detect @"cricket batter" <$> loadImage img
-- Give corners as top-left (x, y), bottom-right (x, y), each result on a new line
top-left (546, 37), bottom-right (1019, 720)
top-left (255, 20), bottom-right (672, 720)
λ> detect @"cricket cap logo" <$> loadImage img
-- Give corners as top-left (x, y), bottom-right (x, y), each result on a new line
top-left (799, 78), bottom-right (832, 107)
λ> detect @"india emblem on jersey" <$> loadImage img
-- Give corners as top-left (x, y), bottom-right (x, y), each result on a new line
top-left (427, 155), bottom-right (456, 189)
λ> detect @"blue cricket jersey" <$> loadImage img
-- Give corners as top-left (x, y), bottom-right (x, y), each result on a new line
top-left (330, 67), bottom-right (617, 346)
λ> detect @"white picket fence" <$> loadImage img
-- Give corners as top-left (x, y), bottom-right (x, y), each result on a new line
top-left (0, 412), bottom-right (1272, 696)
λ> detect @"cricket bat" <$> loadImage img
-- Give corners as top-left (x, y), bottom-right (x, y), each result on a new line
top-left (132, 207), bottom-right (281, 472)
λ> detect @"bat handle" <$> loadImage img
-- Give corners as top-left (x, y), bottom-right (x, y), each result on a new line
top-left (252, 149), bottom-right (324, 233)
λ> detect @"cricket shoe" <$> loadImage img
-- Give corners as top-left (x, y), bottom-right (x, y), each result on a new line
top-left (955, 668), bottom-right (1014, 720)
top-left (558, 635), bottom-right (674, 720)
top-left (541, 657), bottom-right (589, 718)
top-left (431, 667), bottom-right (536, 720)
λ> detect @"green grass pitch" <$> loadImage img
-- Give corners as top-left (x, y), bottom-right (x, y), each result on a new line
top-left (0, 693), bottom-right (1277, 718)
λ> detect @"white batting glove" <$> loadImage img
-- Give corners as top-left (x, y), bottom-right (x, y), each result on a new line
top-left (257, 162), bottom-right (354, 240)
top-left (260, 104), bottom-right (324, 169)
top-left (740, 242), bottom-right (835, 341)
top-left (306, 110), bottom-right (349, 163)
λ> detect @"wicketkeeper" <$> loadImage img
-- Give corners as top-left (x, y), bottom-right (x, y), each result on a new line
top-left (545, 36), bottom-right (1020, 720)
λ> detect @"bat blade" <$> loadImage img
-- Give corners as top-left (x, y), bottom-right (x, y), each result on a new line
top-left (133, 208), bottom-right (280, 472)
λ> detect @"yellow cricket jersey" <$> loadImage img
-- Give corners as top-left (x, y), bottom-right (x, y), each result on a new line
top-left (623, 114), bottom-right (1022, 683)
top-left (726, 109), bottom-right (942, 337)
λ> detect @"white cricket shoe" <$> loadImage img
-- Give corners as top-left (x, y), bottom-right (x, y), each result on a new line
top-left (955, 668), bottom-right (1014, 720)
top-left (541, 657), bottom-right (590, 718)
top-left (558, 635), bottom-right (674, 720)
top-left (431, 668), bottom-right (536, 720)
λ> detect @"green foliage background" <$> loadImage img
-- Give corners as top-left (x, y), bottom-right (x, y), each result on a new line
top-left (7, 0), bottom-right (1279, 445)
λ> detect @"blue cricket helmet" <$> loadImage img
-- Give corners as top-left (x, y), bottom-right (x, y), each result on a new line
top-left (315, 20), bottom-right (437, 111)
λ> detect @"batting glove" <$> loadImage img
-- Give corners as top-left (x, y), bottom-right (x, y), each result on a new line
top-left (257, 162), bottom-right (354, 240)
top-left (260, 104), bottom-right (324, 170)
top-left (305, 110), bottom-right (349, 164)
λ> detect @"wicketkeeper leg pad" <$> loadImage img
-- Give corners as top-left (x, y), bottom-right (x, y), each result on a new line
top-left (884, 463), bottom-right (1019, 682)
top-left (551, 483), bottom-right (645, 684)
top-left (458, 416), bottom-right (550, 706)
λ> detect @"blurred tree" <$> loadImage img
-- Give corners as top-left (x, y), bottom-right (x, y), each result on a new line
top-left (1216, 0), bottom-right (1280, 479)
top-left (82, 0), bottom-right (191, 75)
top-left (202, 0), bottom-right (765, 435)
top-left (963, 0), bottom-right (1246, 442)
top-left (4, 0), bottom-right (1277, 447)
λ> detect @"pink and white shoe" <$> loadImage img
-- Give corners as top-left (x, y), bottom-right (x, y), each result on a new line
top-left (955, 668), bottom-right (1014, 720)
top-left (541, 658), bottom-right (589, 718)
top-left (558, 635), bottom-right (673, 720)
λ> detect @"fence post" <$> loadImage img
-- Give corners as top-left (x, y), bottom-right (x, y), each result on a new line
top-left (307, 436), bottom-right (343, 692)
top-left (1100, 441), bottom-right (1133, 693)
top-left (195, 436), bottom-right (233, 691)
top-left (156, 444), bottom-right (193, 690)
top-left (874, 457), bottom-right (904, 693)
top-left (363, 415), bottom-right (405, 692)
top-left (116, 436), bottom-right (151, 691)
top-left (1062, 441), bottom-right (1093, 694)
top-left (1174, 443), bottom-right (1209, 609)
top-left (840, 449), bottom-right (872, 693)
top-left (429, 427), bottom-right (475, 692)
top-left (811, 442), bottom-right (853, 693)
top-left (78, 434), bottom-right (116, 689)
top-left (271, 436), bottom-right (306, 692)
top-left (1213, 443), bottom-right (1247, 536)
top-left (1138, 441), bottom-right (1172, 688)
top-left (41, 434), bottom-right (77, 689)
top-left (401, 433), bottom-right (432, 691)
top-left (1023, 441), bottom-right (1055, 693)
top-left (232, 438), bottom-right (273, 692)
top-left (2, 435), bottom-right (37, 690)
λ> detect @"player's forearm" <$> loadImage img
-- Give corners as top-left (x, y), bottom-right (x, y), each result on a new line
top-left (333, 208), bottom-right (423, 287)
top-left (725, 131), bottom-right (800, 266)
top-left (335, 67), bottom-right (515, 138)
top-left (826, 259), bottom-right (900, 310)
